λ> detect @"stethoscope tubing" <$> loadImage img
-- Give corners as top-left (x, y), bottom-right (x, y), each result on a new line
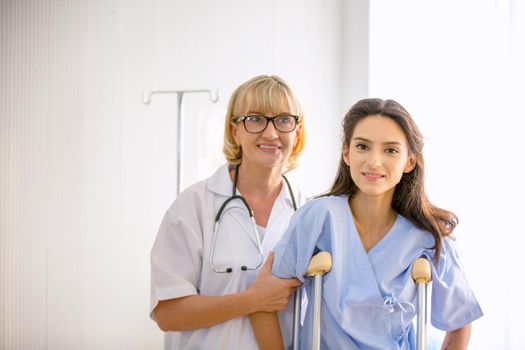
top-left (209, 164), bottom-right (296, 274)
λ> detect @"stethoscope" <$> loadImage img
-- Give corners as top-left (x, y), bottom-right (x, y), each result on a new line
top-left (209, 164), bottom-right (297, 273)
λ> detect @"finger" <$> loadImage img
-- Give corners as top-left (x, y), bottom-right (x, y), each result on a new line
top-left (289, 278), bottom-right (302, 287)
top-left (261, 251), bottom-right (275, 272)
top-left (283, 278), bottom-right (302, 288)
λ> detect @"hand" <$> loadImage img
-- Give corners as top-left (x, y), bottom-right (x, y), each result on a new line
top-left (247, 252), bottom-right (302, 312)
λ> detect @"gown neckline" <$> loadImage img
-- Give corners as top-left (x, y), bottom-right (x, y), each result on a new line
top-left (345, 198), bottom-right (401, 255)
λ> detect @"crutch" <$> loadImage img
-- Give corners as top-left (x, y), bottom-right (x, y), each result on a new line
top-left (292, 251), bottom-right (332, 350)
top-left (411, 258), bottom-right (432, 350)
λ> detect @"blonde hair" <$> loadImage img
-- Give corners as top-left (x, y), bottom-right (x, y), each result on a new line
top-left (222, 75), bottom-right (306, 172)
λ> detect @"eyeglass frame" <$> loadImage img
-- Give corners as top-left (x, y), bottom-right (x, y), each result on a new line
top-left (233, 114), bottom-right (301, 134)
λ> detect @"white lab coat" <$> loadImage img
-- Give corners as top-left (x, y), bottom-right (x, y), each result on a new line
top-left (150, 164), bottom-right (306, 350)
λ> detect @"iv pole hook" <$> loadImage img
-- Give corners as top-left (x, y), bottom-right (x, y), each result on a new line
top-left (142, 89), bottom-right (219, 194)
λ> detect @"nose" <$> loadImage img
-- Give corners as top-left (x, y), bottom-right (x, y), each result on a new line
top-left (261, 119), bottom-right (278, 139)
top-left (367, 150), bottom-right (382, 168)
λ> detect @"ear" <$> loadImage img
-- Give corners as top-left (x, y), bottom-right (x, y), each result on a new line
top-left (342, 143), bottom-right (351, 167)
top-left (293, 123), bottom-right (302, 147)
top-left (404, 155), bottom-right (416, 173)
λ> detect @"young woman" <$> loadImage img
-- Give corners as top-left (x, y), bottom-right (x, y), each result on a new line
top-left (150, 75), bottom-right (307, 349)
top-left (268, 98), bottom-right (483, 349)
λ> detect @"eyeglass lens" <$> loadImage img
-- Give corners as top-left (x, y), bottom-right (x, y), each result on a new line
top-left (243, 115), bottom-right (297, 133)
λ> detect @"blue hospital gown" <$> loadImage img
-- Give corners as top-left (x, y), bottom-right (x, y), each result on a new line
top-left (272, 196), bottom-right (483, 350)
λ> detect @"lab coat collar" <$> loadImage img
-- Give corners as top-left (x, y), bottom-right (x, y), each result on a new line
top-left (207, 164), bottom-right (296, 207)
top-left (207, 164), bottom-right (234, 197)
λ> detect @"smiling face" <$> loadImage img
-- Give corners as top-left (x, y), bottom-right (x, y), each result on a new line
top-left (223, 75), bottom-right (305, 172)
top-left (231, 107), bottom-right (301, 171)
top-left (343, 115), bottom-right (415, 199)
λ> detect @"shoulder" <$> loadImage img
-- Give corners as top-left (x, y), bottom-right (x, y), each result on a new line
top-left (281, 175), bottom-right (307, 209)
top-left (395, 214), bottom-right (434, 238)
top-left (291, 186), bottom-right (308, 207)
top-left (397, 215), bottom-right (430, 238)
top-left (397, 216), bottom-right (462, 266)
top-left (393, 215), bottom-right (437, 256)
top-left (295, 195), bottom-right (348, 218)
top-left (166, 179), bottom-right (207, 213)
top-left (439, 235), bottom-right (462, 264)
top-left (166, 164), bottom-right (229, 215)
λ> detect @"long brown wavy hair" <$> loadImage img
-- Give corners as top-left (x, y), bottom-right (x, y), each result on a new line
top-left (326, 98), bottom-right (457, 261)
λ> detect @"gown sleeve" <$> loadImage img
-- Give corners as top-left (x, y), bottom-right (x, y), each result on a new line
top-left (149, 189), bottom-right (204, 319)
top-left (430, 237), bottom-right (483, 331)
top-left (271, 198), bottom-right (333, 282)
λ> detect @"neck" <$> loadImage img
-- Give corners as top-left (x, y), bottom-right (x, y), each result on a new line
top-left (349, 191), bottom-right (397, 238)
top-left (233, 162), bottom-right (284, 198)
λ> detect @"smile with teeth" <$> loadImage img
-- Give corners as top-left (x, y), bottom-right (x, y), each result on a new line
top-left (258, 144), bottom-right (280, 150)
top-left (362, 172), bottom-right (385, 180)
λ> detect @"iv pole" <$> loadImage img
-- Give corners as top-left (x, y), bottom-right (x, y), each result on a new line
top-left (142, 89), bottom-right (219, 194)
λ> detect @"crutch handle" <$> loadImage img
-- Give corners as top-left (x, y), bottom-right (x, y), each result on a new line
top-left (306, 252), bottom-right (332, 277)
top-left (412, 258), bottom-right (432, 284)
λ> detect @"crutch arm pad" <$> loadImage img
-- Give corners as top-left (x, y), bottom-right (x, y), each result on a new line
top-left (306, 251), bottom-right (333, 277)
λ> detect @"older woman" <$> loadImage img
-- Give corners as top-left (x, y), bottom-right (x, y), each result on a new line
top-left (150, 75), bottom-right (307, 349)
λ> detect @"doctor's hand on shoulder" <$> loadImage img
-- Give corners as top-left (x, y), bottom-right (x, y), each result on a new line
top-left (246, 252), bottom-right (301, 312)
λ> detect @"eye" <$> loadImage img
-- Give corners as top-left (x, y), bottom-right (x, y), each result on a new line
top-left (245, 115), bottom-right (265, 124)
top-left (385, 147), bottom-right (399, 154)
top-left (355, 143), bottom-right (368, 151)
top-left (275, 115), bottom-right (293, 125)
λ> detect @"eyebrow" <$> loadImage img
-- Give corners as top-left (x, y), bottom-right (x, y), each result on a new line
top-left (352, 137), bottom-right (403, 146)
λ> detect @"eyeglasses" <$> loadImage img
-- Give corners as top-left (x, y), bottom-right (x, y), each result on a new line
top-left (233, 115), bottom-right (300, 134)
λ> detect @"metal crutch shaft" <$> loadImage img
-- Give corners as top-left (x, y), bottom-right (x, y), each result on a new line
top-left (292, 289), bottom-right (301, 350)
top-left (306, 252), bottom-right (333, 350)
top-left (412, 258), bottom-right (432, 350)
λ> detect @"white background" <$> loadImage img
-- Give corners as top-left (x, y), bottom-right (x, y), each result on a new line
top-left (1, 0), bottom-right (523, 348)
top-left (369, 1), bottom-right (525, 348)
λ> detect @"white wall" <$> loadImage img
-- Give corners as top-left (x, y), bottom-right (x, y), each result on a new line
top-left (341, 0), bottom-right (369, 108)
top-left (369, 0), bottom-right (525, 348)
top-left (0, 0), bottom-right (343, 348)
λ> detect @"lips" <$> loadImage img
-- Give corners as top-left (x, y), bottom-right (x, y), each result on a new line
top-left (362, 172), bottom-right (385, 180)
top-left (258, 144), bottom-right (281, 150)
